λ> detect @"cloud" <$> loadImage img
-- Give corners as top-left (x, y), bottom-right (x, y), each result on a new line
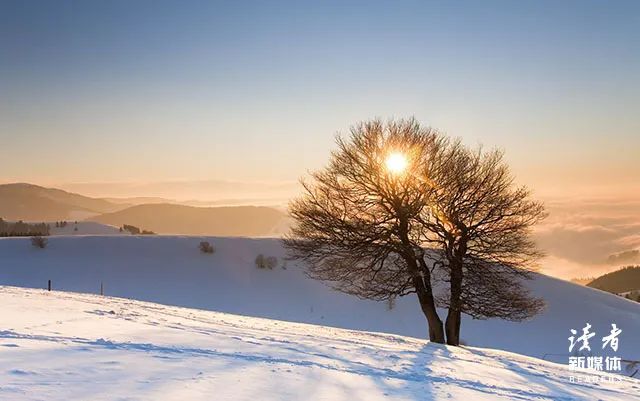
top-left (607, 249), bottom-right (640, 265)
top-left (57, 179), bottom-right (301, 205)
top-left (534, 196), bottom-right (640, 279)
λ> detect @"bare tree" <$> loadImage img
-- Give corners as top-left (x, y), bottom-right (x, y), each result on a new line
top-left (284, 118), bottom-right (546, 346)
top-left (284, 119), bottom-right (447, 342)
top-left (420, 140), bottom-right (546, 345)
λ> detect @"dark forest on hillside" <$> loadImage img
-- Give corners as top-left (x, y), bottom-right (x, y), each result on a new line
top-left (0, 218), bottom-right (50, 237)
top-left (588, 266), bottom-right (640, 294)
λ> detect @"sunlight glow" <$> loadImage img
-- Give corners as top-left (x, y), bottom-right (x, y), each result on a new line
top-left (385, 152), bottom-right (408, 175)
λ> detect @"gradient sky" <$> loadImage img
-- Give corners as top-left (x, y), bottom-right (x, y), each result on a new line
top-left (1, 0), bottom-right (638, 197)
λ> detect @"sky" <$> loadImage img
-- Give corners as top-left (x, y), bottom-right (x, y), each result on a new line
top-left (1, 0), bottom-right (638, 198)
top-left (0, 0), bottom-right (639, 279)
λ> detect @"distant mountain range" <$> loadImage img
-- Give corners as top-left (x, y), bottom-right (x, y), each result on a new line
top-left (0, 183), bottom-right (124, 221)
top-left (0, 183), bottom-right (289, 236)
top-left (57, 179), bottom-right (298, 204)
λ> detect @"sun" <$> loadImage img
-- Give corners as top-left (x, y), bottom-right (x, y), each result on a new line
top-left (385, 152), bottom-right (408, 175)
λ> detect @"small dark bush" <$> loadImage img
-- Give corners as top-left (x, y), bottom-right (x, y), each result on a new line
top-left (122, 224), bottom-right (154, 235)
top-left (31, 236), bottom-right (48, 249)
top-left (199, 241), bottom-right (215, 254)
top-left (255, 254), bottom-right (278, 269)
top-left (122, 224), bottom-right (141, 234)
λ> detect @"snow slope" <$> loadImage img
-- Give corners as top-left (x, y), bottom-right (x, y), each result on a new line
top-left (1, 286), bottom-right (638, 401)
top-left (0, 235), bottom-right (639, 366)
top-left (49, 221), bottom-right (122, 236)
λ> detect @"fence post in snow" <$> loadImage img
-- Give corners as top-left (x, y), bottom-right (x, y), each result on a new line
top-left (48, 280), bottom-right (51, 291)
top-left (100, 281), bottom-right (104, 296)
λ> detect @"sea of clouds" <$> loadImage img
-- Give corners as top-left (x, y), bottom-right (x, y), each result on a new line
top-left (535, 196), bottom-right (640, 279)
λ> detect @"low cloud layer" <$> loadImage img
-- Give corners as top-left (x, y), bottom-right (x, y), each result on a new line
top-left (535, 196), bottom-right (640, 279)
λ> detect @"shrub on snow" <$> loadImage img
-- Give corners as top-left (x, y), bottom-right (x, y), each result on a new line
top-left (31, 236), bottom-right (48, 249)
top-left (255, 254), bottom-right (278, 269)
top-left (199, 241), bottom-right (215, 254)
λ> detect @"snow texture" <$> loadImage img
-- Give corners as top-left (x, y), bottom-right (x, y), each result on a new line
top-left (1, 235), bottom-right (638, 363)
top-left (1, 286), bottom-right (638, 400)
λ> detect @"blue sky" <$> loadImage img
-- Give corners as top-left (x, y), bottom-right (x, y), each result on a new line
top-left (1, 0), bottom-right (638, 196)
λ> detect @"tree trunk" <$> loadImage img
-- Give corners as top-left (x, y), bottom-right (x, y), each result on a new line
top-left (418, 288), bottom-right (445, 343)
top-left (445, 308), bottom-right (461, 345)
top-left (445, 257), bottom-right (464, 345)
top-left (410, 270), bottom-right (445, 343)
top-left (401, 253), bottom-right (445, 343)
top-left (405, 258), bottom-right (444, 343)
top-left (397, 213), bottom-right (445, 343)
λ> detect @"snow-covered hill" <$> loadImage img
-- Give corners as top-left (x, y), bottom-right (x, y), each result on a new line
top-left (48, 221), bottom-right (123, 236)
top-left (89, 203), bottom-right (287, 236)
top-left (0, 235), bottom-right (639, 366)
top-left (1, 286), bottom-right (638, 401)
